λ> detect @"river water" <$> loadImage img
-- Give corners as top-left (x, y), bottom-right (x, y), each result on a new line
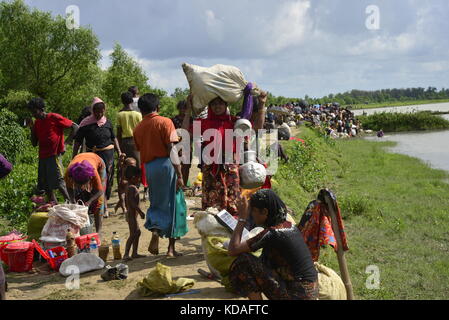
top-left (357, 103), bottom-right (449, 173)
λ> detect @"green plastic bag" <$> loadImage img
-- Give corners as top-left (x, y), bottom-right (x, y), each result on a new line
top-left (172, 190), bottom-right (188, 238)
top-left (137, 263), bottom-right (195, 297)
top-left (205, 236), bottom-right (262, 292)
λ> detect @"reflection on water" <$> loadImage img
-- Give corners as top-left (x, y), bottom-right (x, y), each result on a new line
top-left (359, 103), bottom-right (449, 172)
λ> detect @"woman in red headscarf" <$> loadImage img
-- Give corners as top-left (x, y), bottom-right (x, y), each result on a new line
top-left (183, 92), bottom-right (267, 215)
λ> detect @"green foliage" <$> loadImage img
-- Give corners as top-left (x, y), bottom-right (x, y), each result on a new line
top-left (0, 0), bottom-right (101, 120)
top-left (278, 136), bottom-right (328, 193)
top-left (102, 43), bottom-right (151, 108)
top-left (0, 146), bottom-right (37, 233)
top-left (0, 89), bottom-right (33, 122)
top-left (357, 111), bottom-right (449, 132)
top-left (0, 108), bottom-right (26, 164)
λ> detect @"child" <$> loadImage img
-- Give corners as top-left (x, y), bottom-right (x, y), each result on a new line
top-left (115, 157), bottom-right (137, 215)
top-left (123, 165), bottom-right (146, 261)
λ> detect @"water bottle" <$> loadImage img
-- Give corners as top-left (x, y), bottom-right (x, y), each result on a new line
top-left (111, 232), bottom-right (122, 260)
top-left (89, 237), bottom-right (98, 256)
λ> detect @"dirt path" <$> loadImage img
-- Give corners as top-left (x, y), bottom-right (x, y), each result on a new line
top-left (5, 165), bottom-right (243, 300)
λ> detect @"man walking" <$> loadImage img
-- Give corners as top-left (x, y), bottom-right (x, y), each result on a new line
top-left (133, 93), bottom-right (187, 257)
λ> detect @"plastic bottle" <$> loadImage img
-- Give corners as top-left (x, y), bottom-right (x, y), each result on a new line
top-left (66, 229), bottom-right (77, 258)
top-left (89, 237), bottom-right (98, 256)
top-left (111, 232), bottom-right (122, 260)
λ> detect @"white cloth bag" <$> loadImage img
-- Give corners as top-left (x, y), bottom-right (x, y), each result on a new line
top-left (182, 63), bottom-right (260, 116)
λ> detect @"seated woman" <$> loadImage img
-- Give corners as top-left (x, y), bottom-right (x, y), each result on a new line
top-left (65, 153), bottom-right (107, 234)
top-left (228, 189), bottom-right (318, 300)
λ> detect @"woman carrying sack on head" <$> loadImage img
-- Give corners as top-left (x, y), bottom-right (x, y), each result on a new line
top-left (65, 153), bottom-right (107, 234)
top-left (72, 97), bottom-right (125, 217)
top-left (182, 91), bottom-right (267, 215)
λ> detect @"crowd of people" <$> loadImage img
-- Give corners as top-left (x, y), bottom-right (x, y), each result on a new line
top-left (8, 86), bottom-right (326, 300)
top-left (265, 102), bottom-right (363, 139)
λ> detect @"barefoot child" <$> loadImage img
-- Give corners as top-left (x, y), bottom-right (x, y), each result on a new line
top-left (115, 157), bottom-right (137, 215)
top-left (123, 165), bottom-right (146, 261)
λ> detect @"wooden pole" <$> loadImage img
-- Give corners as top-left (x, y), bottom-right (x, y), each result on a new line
top-left (323, 194), bottom-right (355, 300)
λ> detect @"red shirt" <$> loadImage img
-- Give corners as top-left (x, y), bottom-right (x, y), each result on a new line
top-left (33, 113), bottom-right (73, 159)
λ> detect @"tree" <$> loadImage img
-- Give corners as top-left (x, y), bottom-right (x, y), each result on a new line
top-left (102, 43), bottom-right (151, 107)
top-left (0, 0), bottom-right (101, 119)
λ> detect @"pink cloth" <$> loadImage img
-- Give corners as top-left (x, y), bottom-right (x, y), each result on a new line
top-left (79, 97), bottom-right (107, 128)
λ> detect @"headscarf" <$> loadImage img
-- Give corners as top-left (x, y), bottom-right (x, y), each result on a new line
top-left (79, 97), bottom-right (107, 128)
top-left (250, 189), bottom-right (288, 227)
top-left (201, 102), bottom-right (237, 174)
top-left (240, 83), bottom-right (254, 120)
top-left (0, 154), bottom-right (12, 179)
top-left (69, 160), bottom-right (95, 184)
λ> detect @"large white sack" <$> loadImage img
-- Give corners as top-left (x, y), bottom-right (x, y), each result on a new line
top-left (59, 253), bottom-right (105, 277)
top-left (193, 210), bottom-right (231, 238)
top-left (182, 63), bottom-right (260, 116)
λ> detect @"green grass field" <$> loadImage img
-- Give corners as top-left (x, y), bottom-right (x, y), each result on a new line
top-left (273, 127), bottom-right (449, 300)
top-left (350, 99), bottom-right (449, 110)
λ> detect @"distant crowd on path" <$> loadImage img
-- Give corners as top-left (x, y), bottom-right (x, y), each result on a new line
top-left (265, 101), bottom-right (363, 139)
top-left (22, 85), bottom-right (321, 300)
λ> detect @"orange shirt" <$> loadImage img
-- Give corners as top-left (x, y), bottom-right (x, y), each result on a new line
top-left (133, 113), bottom-right (179, 164)
top-left (65, 153), bottom-right (105, 191)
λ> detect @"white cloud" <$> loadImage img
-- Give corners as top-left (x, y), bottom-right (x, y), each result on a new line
top-left (264, 0), bottom-right (311, 55)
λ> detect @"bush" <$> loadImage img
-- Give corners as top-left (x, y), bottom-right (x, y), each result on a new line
top-left (278, 137), bottom-right (328, 193)
top-left (0, 159), bottom-right (37, 233)
top-left (0, 108), bottom-right (27, 164)
top-left (357, 111), bottom-right (449, 132)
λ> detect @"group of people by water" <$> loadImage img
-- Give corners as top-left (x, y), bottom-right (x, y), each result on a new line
top-left (1, 86), bottom-right (325, 300)
top-left (265, 102), bottom-right (363, 139)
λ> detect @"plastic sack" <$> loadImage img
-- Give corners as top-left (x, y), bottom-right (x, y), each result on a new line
top-left (59, 253), bottom-right (105, 277)
top-left (40, 216), bottom-right (80, 243)
top-left (137, 263), bottom-right (195, 297)
top-left (315, 263), bottom-right (347, 300)
top-left (239, 162), bottom-right (267, 189)
top-left (182, 63), bottom-right (259, 116)
top-left (48, 204), bottom-right (89, 228)
top-left (172, 190), bottom-right (189, 239)
top-left (193, 211), bottom-right (231, 238)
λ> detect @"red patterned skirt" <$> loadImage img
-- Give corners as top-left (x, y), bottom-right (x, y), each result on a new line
top-left (201, 164), bottom-right (240, 215)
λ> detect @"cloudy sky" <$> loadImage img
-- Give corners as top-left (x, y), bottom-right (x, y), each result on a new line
top-left (24, 0), bottom-right (449, 98)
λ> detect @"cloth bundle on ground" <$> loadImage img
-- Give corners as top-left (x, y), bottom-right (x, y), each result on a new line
top-left (40, 204), bottom-right (89, 242)
top-left (59, 253), bottom-right (105, 276)
top-left (101, 263), bottom-right (129, 281)
top-left (136, 263), bottom-right (195, 297)
top-left (182, 63), bottom-right (260, 116)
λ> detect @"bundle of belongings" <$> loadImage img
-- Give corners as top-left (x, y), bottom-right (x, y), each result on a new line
top-left (40, 204), bottom-right (90, 243)
top-left (182, 63), bottom-right (260, 117)
top-left (194, 206), bottom-right (347, 300)
top-left (136, 263), bottom-right (195, 297)
top-left (101, 263), bottom-right (129, 281)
